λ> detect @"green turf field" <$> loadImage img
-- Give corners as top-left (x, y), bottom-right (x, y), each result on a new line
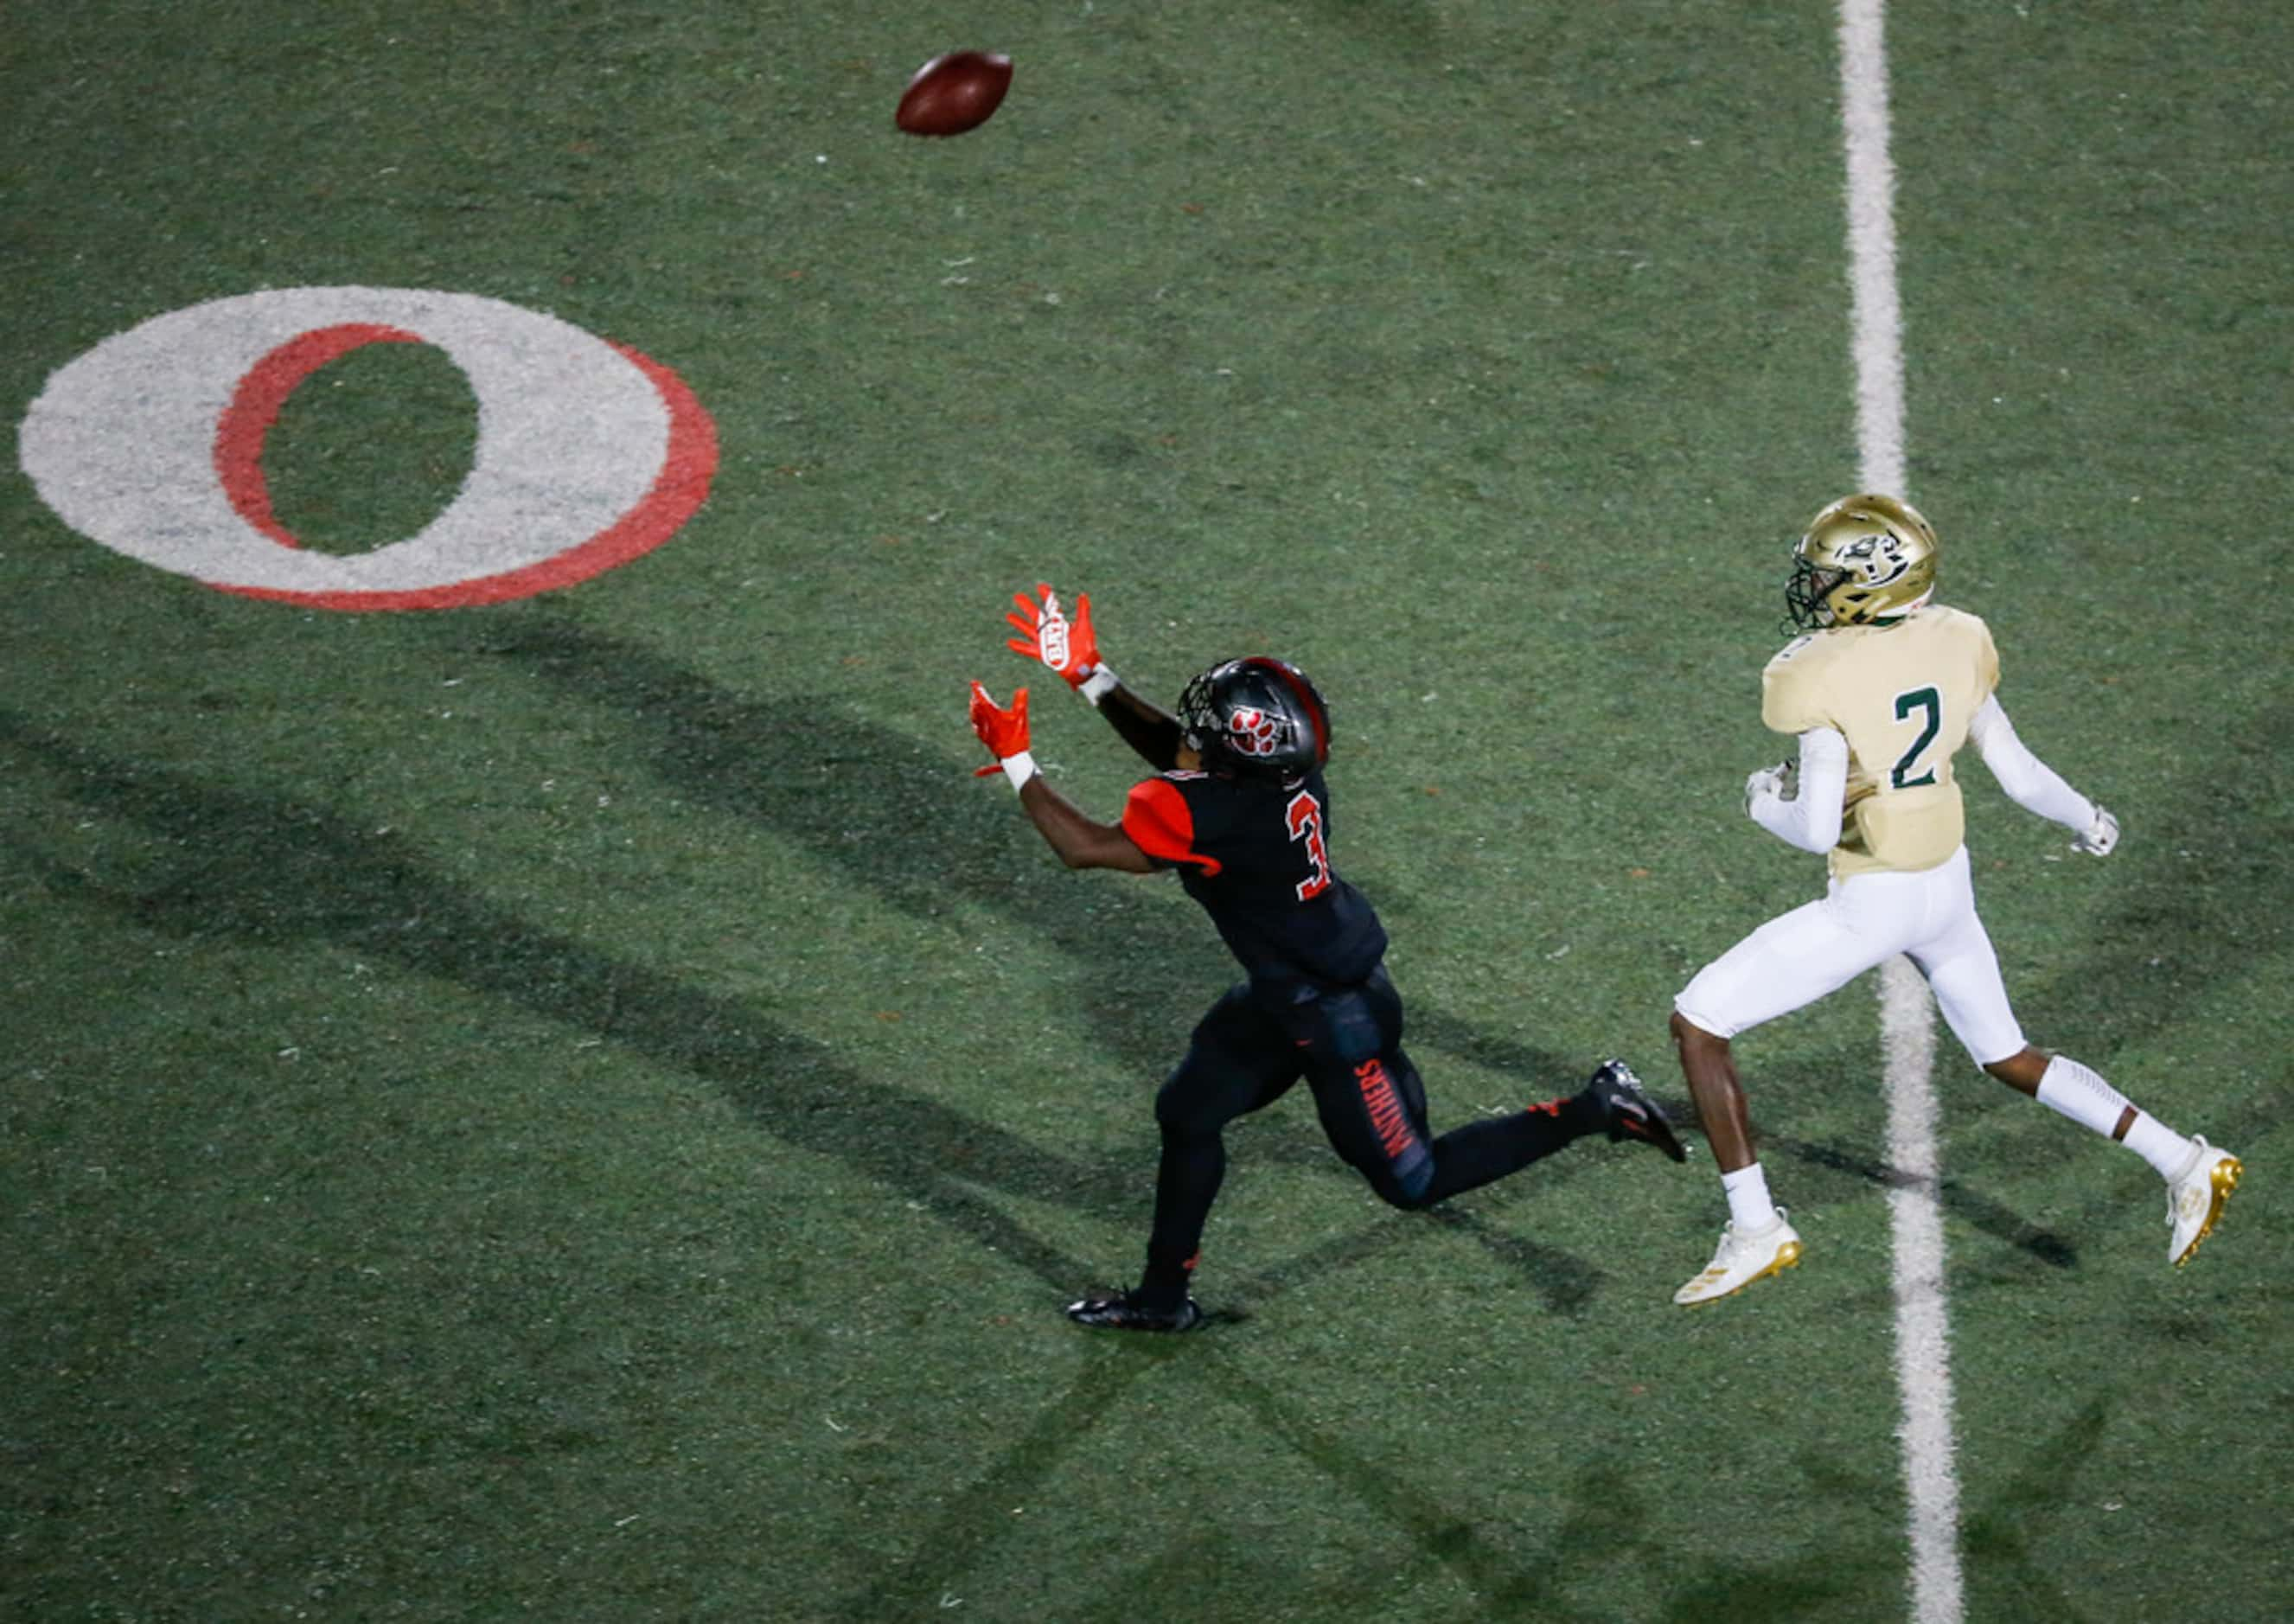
top-left (4, 3), bottom-right (2288, 1619)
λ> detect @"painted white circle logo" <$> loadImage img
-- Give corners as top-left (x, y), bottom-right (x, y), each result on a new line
top-left (17, 286), bottom-right (718, 610)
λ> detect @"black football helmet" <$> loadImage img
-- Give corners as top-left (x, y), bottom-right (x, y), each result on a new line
top-left (1178, 657), bottom-right (1332, 785)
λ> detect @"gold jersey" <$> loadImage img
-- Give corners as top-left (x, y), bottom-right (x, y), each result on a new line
top-left (1760, 604), bottom-right (2000, 879)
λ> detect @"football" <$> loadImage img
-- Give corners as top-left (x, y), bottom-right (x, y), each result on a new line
top-left (894, 51), bottom-right (1013, 137)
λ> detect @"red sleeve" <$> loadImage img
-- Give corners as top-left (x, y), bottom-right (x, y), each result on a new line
top-left (1121, 778), bottom-right (1222, 874)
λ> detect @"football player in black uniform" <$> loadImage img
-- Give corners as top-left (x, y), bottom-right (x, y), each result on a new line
top-left (968, 584), bottom-right (1687, 1332)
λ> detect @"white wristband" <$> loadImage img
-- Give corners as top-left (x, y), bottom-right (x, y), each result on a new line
top-left (999, 751), bottom-right (1038, 791)
top-left (1078, 666), bottom-right (1120, 707)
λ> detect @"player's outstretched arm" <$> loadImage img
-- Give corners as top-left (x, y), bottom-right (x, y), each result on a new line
top-left (1094, 682), bottom-right (1187, 772)
top-left (1018, 776), bottom-right (1156, 871)
top-left (1967, 696), bottom-right (2119, 855)
top-left (968, 680), bottom-right (1154, 873)
top-left (1004, 581), bottom-right (1185, 770)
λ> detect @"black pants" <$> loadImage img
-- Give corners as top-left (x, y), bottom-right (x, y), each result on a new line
top-left (1138, 967), bottom-right (1595, 1300)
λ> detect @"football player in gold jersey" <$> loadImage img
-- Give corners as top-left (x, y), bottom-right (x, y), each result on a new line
top-left (1669, 494), bottom-right (2242, 1305)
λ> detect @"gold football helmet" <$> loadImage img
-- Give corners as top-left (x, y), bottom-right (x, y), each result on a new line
top-left (1786, 493), bottom-right (1939, 630)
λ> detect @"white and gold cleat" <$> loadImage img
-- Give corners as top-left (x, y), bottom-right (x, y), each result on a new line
top-left (2166, 1137), bottom-right (2242, 1267)
top-left (1673, 1211), bottom-right (1804, 1306)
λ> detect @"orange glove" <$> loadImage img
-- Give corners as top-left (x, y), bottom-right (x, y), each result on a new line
top-left (968, 681), bottom-right (1037, 788)
top-left (1005, 583), bottom-right (1115, 700)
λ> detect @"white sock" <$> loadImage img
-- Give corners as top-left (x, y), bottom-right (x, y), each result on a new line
top-left (2121, 1112), bottom-right (2198, 1180)
top-left (2034, 1055), bottom-right (2193, 1178)
top-left (1722, 1163), bottom-right (1779, 1232)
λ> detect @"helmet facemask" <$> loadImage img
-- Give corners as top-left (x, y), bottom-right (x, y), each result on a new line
top-left (1784, 554), bottom-right (1847, 630)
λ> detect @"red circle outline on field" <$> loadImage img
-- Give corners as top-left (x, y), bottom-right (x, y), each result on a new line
top-left (216, 341), bottom-right (719, 611)
top-left (215, 323), bottom-right (423, 550)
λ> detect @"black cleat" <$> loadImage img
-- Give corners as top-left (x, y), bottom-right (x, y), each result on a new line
top-left (1588, 1059), bottom-right (1688, 1162)
top-left (1065, 1291), bottom-right (1204, 1333)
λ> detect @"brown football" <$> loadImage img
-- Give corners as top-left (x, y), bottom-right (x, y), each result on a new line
top-left (895, 51), bottom-right (1013, 137)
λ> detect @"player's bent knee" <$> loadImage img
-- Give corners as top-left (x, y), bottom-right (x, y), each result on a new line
top-left (1359, 1154), bottom-right (1437, 1211)
top-left (1671, 1007), bottom-right (1728, 1050)
top-left (1154, 1074), bottom-right (1224, 1141)
top-left (1980, 1045), bottom-right (2049, 1091)
top-left (1671, 986), bottom-right (1736, 1041)
top-left (1370, 1173), bottom-right (1436, 1211)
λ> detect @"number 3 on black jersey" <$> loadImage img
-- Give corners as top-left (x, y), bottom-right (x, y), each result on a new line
top-left (1285, 790), bottom-right (1333, 899)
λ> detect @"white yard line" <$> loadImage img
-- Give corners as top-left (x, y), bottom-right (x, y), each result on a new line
top-left (1837, 4), bottom-right (1965, 1621)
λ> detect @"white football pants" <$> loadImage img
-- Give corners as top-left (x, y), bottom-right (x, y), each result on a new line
top-left (1674, 845), bottom-right (2025, 1066)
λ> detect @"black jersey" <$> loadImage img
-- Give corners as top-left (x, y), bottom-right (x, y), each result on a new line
top-left (1121, 765), bottom-right (1388, 989)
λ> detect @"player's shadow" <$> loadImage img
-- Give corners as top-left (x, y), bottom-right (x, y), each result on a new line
top-left (1647, 1446), bottom-right (1920, 1621)
top-left (3, 706), bottom-right (1615, 1323)
top-left (469, 612), bottom-right (1206, 1081)
top-left (1957, 1395), bottom-right (2118, 1620)
top-left (846, 1341), bottom-right (1910, 1621)
top-left (840, 1338), bottom-right (1588, 1620)
top-left (363, 611), bottom-right (1652, 1314)
top-left (0, 710), bottom-right (1118, 1290)
top-left (837, 1350), bottom-right (1173, 1618)
top-left (473, 612), bottom-right (1600, 1090)
top-left (470, 617), bottom-right (1639, 1218)
top-left (1738, 1052), bottom-right (2081, 1270)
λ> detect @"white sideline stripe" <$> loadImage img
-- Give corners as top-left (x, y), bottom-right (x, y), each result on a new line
top-left (1880, 958), bottom-right (1960, 1622)
top-left (1837, 4), bottom-right (1965, 1622)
